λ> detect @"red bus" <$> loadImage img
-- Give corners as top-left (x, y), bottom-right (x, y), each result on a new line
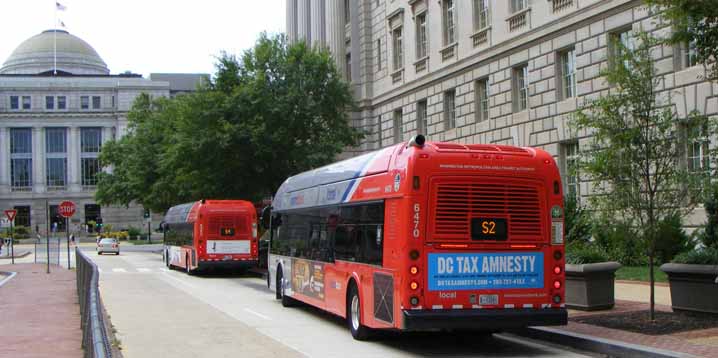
top-left (265, 136), bottom-right (566, 339)
top-left (163, 200), bottom-right (258, 274)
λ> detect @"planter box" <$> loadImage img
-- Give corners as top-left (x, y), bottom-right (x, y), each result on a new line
top-left (566, 262), bottom-right (622, 310)
top-left (660, 263), bottom-right (718, 314)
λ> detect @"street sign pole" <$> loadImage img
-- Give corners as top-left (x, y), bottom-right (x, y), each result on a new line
top-left (10, 220), bottom-right (14, 265)
top-left (57, 201), bottom-right (76, 270)
top-left (46, 200), bottom-right (50, 274)
top-left (66, 217), bottom-right (70, 269)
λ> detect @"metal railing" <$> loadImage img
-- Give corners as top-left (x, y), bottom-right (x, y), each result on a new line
top-left (76, 247), bottom-right (112, 358)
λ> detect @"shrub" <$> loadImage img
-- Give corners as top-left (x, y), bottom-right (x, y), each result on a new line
top-left (13, 226), bottom-right (31, 240)
top-left (673, 247), bottom-right (718, 265)
top-left (566, 241), bottom-right (610, 264)
top-left (564, 195), bottom-right (592, 244)
top-left (695, 183), bottom-right (718, 249)
top-left (593, 219), bottom-right (647, 266)
top-left (654, 214), bottom-right (694, 263)
top-left (127, 226), bottom-right (141, 238)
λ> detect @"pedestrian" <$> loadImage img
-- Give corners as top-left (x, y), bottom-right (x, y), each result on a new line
top-left (70, 233), bottom-right (75, 246)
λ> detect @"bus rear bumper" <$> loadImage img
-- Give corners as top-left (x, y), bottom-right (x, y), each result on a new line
top-left (198, 260), bottom-right (258, 270)
top-left (401, 308), bottom-right (567, 331)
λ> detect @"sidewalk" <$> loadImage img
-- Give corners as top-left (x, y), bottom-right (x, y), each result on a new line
top-left (529, 280), bottom-right (718, 358)
top-left (0, 263), bottom-right (83, 358)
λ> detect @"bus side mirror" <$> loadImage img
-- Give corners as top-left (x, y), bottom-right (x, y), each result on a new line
top-left (260, 206), bottom-right (272, 230)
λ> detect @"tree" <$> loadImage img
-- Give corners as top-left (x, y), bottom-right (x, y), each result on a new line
top-left (645, 0), bottom-right (718, 81)
top-left (574, 31), bottom-right (713, 320)
top-left (96, 33), bottom-right (362, 212)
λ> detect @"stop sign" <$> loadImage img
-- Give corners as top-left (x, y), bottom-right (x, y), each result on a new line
top-left (58, 201), bottom-right (76, 218)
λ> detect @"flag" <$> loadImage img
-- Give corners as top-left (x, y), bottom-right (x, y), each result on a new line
top-left (56, 2), bottom-right (67, 11)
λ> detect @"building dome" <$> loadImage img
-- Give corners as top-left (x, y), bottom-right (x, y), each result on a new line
top-left (0, 29), bottom-right (109, 75)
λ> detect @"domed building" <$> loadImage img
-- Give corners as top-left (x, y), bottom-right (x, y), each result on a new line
top-left (0, 30), bottom-right (204, 234)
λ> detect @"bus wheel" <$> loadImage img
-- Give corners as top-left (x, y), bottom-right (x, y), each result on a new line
top-left (277, 267), bottom-right (297, 307)
top-left (347, 283), bottom-right (372, 341)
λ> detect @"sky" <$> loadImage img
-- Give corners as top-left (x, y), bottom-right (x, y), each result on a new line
top-left (0, 0), bottom-right (286, 77)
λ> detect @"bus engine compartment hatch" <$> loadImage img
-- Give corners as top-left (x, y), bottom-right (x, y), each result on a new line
top-left (373, 272), bottom-right (394, 324)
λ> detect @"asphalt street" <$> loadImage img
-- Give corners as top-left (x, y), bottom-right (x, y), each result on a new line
top-left (90, 251), bottom-right (595, 358)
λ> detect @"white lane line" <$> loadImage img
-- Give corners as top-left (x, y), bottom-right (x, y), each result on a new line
top-left (137, 268), bottom-right (151, 273)
top-left (112, 268), bottom-right (127, 273)
top-left (243, 308), bottom-right (272, 321)
top-left (159, 268), bottom-right (170, 272)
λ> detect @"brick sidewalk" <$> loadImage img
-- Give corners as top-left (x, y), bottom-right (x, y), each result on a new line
top-left (560, 298), bottom-right (718, 357)
top-left (0, 263), bottom-right (83, 358)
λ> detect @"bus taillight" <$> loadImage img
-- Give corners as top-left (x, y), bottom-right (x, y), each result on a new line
top-left (410, 266), bottom-right (418, 275)
top-left (410, 296), bottom-right (420, 306)
top-left (553, 280), bottom-right (562, 289)
top-left (553, 266), bottom-right (562, 275)
top-left (410, 281), bottom-right (419, 290)
top-left (409, 250), bottom-right (420, 260)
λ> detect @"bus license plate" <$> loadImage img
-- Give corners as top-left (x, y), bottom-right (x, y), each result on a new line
top-left (479, 294), bottom-right (499, 305)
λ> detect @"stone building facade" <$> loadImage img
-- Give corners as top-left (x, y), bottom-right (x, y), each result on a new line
top-left (287, 0), bottom-right (717, 224)
top-left (0, 30), bottom-right (200, 233)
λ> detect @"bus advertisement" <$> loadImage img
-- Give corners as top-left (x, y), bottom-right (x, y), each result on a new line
top-left (265, 135), bottom-right (567, 339)
top-left (163, 200), bottom-right (258, 274)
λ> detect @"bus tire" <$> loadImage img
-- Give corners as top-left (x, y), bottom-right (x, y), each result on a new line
top-left (277, 267), bottom-right (297, 307)
top-left (347, 282), bottom-right (372, 341)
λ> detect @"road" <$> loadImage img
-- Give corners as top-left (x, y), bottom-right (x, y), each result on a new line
top-left (90, 251), bottom-right (594, 358)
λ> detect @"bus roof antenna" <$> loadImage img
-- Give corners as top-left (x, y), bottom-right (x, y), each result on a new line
top-left (407, 135), bottom-right (426, 149)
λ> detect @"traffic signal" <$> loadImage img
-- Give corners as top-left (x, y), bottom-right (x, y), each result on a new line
top-left (143, 209), bottom-right (150, 219)
top-left (96, 217), bottom-right (104, 232)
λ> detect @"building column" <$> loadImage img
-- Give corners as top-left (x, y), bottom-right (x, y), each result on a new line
top-left (68, 127), bottom-right (80, 192)
top-left (310, 0), bottom-right (325, 46)
top-left (286, 0), bottom-right (298, 44)
top-left (103, 126), bottom-right (114, 174)
top-left (325, 0), bottom-right (346, 75)
top-left (297, 0), bottom-right (311, 43)
top-left (32, 126), bottom-right (46, 193)
top-left (0, 127), bottom-right (9, 194)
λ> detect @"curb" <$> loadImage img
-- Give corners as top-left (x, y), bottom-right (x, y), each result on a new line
top-left (0, 271), bottom-right (18, 288)
top-left (0, 250), bottom-right (31, 260)
top-left (513, 327), bottom-right (695, 358)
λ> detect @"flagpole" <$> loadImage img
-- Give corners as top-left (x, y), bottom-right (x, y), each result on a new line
top-left (53, 1), bottom-right (57, 76)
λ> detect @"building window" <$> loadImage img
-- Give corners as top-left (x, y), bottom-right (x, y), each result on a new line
top-left (442, 0), bottom-right (457, 46)
top-left (45, 96), bottom-right (55, 110)
top-left (473, 0), bottom-right (490, 30)
top-left (81, 127), bottom-right (102, 187)
top-left (511, 0), bottom-right (528, 13)
top-left (13, 206), bottom-right (31, 228)
top-left (687, 124), bottom-right (710, 174)
top-left (562, 141), bottom-right (580, 200)
top-left (344, 0), bottom-right (350, 23)
top-left (10, 128), bottom-right (32, 190)
top-left (475, 79), bottom-right (490, 122)
top-left (345, 53), bottom-right (352, 81)
top-left (416, 12), bottom-right (428, 59)
top-left (393, 109), bottom-right (403, 143)
top-left (679, 39), bottom-right (699, 70)
top-left (559, 48), bottom-right (576, 100)
top-left (513, 65), bottom-right (529, 111)
top-left (80, 96), bottom-right (89, 110)
top-left (444, 90), bottom-right (456, 130)
top-left (46, 128), bottom-right (67, 189)
top-left (22, 96), bottom-right (31, 110)
top-left (392, 26), bottom-right (403, 70)
top-left (58, 96), bottom-right (66, 110)
top-left (92, 96), bottom-right (101, 109)
top-left (377, 39), bottom-right (382, 71)
top-left (610, 29), bottom-right (633, 69)
top-left (417, 100), bottom-right (428, 135)
top-left (10, 96), bottom-right (19, 110)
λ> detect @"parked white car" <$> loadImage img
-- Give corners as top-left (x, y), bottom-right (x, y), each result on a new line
top-left (97, 238), bottom-right (120, 255)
